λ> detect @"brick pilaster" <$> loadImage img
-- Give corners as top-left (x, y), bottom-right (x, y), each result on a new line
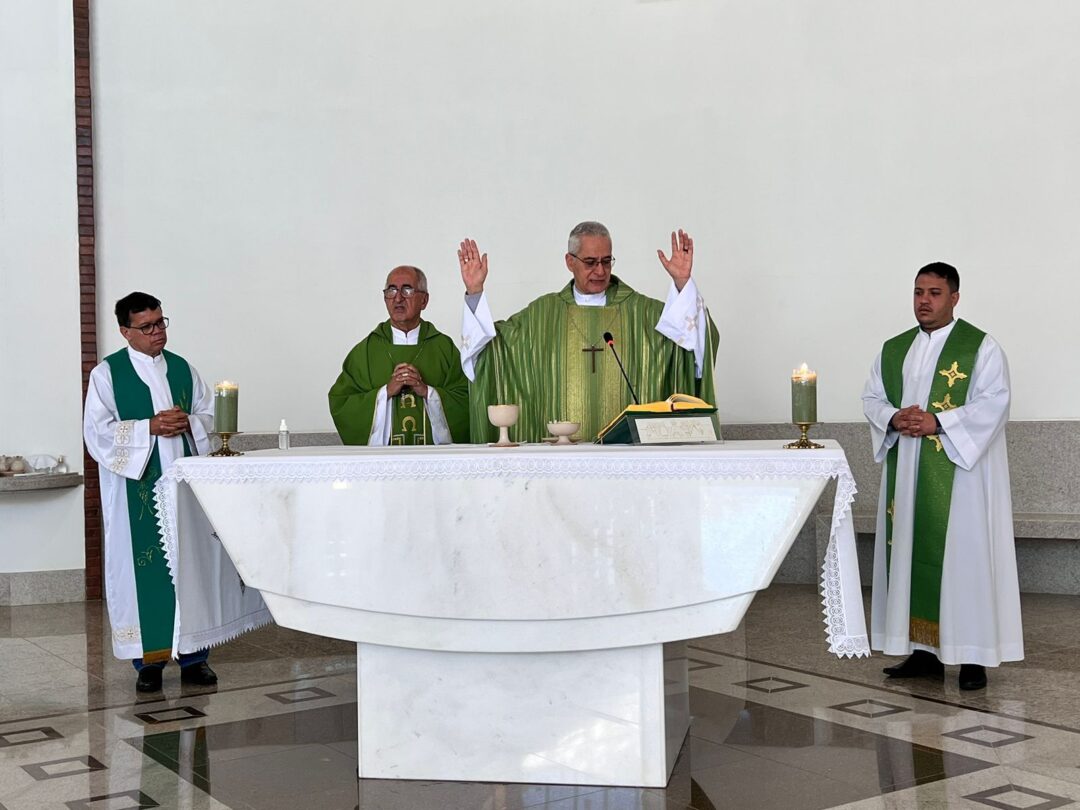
top-left (74, 0), bottom-right (101, 600)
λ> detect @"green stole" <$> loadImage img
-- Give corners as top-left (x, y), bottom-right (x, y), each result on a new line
top-left (105, 348), bottom-right (193, 663)
top-left (469, 277), bottom-right (720, 444)
top-left (881, 319), bottom-right (985, 647)
top-left (388, 349), bottom-right (430, 446)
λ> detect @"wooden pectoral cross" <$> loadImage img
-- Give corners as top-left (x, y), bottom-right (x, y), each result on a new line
top-left (582, 344), bottom-right (604, 373)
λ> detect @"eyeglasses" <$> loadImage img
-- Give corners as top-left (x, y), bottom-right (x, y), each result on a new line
top-left (127, 318), bottom-right (169, 335)
top-left (569, 254), bottom-right (615, 269)
top-left (383, 285), bottom-right (426, 299)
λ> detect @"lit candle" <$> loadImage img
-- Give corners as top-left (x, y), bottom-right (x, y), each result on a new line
top-left (214, 381), bottom-right (239, 433)
top-left (791, 363), bottom-right (817, 424)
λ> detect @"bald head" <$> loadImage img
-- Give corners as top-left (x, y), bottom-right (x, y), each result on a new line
top-left (385, 265), bottom-right (427, 292)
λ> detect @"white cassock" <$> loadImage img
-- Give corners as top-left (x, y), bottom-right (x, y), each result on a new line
top-left (460, 278), bottom-right (712, 380)
top-left (863, 320), bottom-right (1023, 666)
top-left (83, 347), bottom-right (214, 659)
top-left (367, 324), bottom-right (452, 445)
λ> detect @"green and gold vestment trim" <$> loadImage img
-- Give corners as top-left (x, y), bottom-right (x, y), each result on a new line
top-left (391, 389), bottom-right (429, 445)
top-left (880, 319), bottom-right (985, 648)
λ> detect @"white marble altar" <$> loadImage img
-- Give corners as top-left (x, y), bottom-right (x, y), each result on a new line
top-left (155, 441), bottom-right (867, 787)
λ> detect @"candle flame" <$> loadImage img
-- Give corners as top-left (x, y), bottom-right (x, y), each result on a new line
top-left (791, 362), bottom-right (816, 381)
top-left (215, 380), bottom-right (239, 391)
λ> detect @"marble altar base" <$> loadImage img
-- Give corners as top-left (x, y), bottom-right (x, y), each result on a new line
top-left (356, 641), bottom-right (690, 787)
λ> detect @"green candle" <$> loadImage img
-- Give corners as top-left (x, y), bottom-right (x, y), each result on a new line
top-left (214, 381), bottom-right (239, 433)
top-left (791, 364), bottom-right (817, 424)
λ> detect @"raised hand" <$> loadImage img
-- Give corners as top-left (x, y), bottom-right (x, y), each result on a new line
top-left (656, 229), bottom-right (694, 291)
top-left (458, 238), bottom-right (489, 295)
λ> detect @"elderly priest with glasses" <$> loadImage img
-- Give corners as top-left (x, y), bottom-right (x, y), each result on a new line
top-left (83, 291), bottom-right (218, 693)
top-left (458, 221), bottom-right (719, 443)
top-left (330, 265), bottom-right (470, 445)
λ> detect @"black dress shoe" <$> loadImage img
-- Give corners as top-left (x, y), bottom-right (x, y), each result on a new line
top-left (180, 661), bottom-right (218, 686)
top-left (136, 666), bottom-right (163, 693)
top-left (882, 650), bottom-right (945, 678)
top-left (959, 664), bottom-right (987, 691)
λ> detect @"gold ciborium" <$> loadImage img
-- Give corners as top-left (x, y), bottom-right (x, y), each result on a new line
top-left (209, 432), bottom-right (244, 457)
top-left (784, 422), bottom-right (824, 450)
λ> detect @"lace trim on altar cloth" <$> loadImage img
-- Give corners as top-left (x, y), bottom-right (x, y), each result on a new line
top-left (820, 468), bottom-right (871, 658)
top-left (153, 454), bottom-right (855, 484)
top-left (155, 483), bottom-right (181, 586)
top-left (178, 608), bottom-right (274, 654)
top-left (822, 538), bottom-right (871, 658)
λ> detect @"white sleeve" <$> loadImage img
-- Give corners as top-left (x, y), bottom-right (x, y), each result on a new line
top-left (425, 388), bottom-right (453, 445)
top-left (861, 352), bottom-right (900, 463)
top-left (935, 337), bottom-right (1010, 471)
top-left (655, 278), bottom-right (710, 378)
top-left (460, 292), bottom-right (497, 382)
top-left (186, 367), bottom-right (215, 456)
top-left (82, 364), bottom-right (154, 479)
top-left (367, 386), bottom-right (392, 446)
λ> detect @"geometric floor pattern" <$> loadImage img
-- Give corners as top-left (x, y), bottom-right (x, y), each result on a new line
top-left (4, 584), bottom-right (1080, 809)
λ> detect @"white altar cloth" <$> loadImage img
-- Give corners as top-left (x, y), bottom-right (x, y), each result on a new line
top-left (154, 440), bottom-right (868, 786)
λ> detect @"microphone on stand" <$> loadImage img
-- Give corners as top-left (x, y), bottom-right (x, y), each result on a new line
top-left (603, 332), bottom-right (639, 405)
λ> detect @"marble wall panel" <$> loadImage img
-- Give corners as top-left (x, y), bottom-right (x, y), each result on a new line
top-left (8, 421), bottom-right (1076, 604)
top-left (0, 569), bottom-right (84, 606)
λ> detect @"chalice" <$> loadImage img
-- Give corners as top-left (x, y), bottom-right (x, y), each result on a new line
top-left (487, 404), bottom-right (520, 447)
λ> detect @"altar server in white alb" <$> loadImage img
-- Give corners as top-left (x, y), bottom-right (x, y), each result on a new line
top-left (83, 292), bottom-right (219, 693)
top-left (862, 262), bottom-right (1022, 691)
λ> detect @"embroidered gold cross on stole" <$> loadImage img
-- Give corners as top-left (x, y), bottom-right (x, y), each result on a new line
top-left (938, 361), bottom-right (968, 388)
top-left (931, 393), bottom-right (957, 411)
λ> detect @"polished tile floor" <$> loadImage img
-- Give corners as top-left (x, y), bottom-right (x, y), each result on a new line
top-left (3, 584), bottom-right (1080, 809)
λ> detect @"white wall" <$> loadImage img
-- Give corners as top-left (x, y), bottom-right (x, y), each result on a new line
top-left (91, 1), bottom-right (1080, 429)
top-left (0, 0), bottom-right (84, 572)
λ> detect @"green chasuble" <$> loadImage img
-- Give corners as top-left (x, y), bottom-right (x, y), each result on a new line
top-left (880, 319), bottom-right (985, 647)
top-left (470, 277), bottom-right (719, 444)
top-left (104, 348), bottom-right (193, 664)
top-left (329, 320), bottom-right (470, 445)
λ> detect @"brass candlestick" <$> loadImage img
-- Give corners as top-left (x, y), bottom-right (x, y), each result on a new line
top-left (784, 422), bottom-right (824, 450)
top-left (210, 431), bottom-right (244, 457)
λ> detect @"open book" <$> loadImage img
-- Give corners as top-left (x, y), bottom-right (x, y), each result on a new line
top-left (597, 393), bottom-right (719, 443)
top-left (621, 393), bottom-right (714, 413)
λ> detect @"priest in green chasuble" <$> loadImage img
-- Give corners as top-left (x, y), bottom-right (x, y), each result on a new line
top-left (458, 221), bottom-right (719, 443)
top-left (330, 265), bottom-right (470, 445)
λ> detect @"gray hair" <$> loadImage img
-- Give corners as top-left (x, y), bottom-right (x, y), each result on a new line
top-left (567, 221), bottom-right (610, 255)
top-left (386, 265), bottom-right (428, 292)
